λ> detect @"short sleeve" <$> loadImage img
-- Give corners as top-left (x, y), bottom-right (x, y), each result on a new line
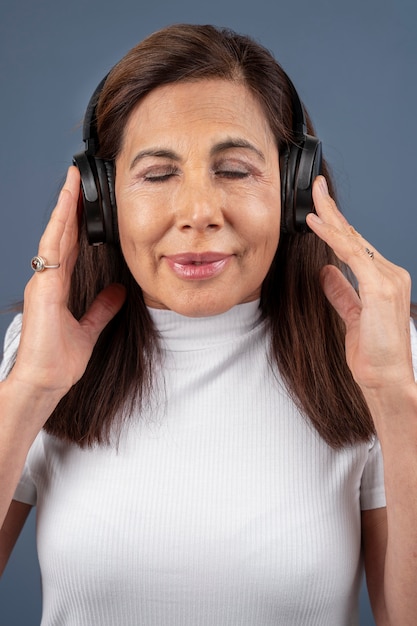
top-left (13, 435), bottom-right (41, 506)
top-left (1, 314), bottom-right (38, 505)
top-left (360, 436), bottom-right (385, 511)
top-left (0, 313), bottom-right (22, 380)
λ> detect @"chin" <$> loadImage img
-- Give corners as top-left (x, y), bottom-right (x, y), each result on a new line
top-left (173, 301), bottom-right (235, 318)
top-left (144, 282), bottom-right (261, 317)
top-left (166, 290), bottom-right (245, 318)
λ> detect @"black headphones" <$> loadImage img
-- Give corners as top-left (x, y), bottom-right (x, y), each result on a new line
top-left (73, 72), bottom-right (322, 245)
top-left (280, 78), bottom-right (323, 234)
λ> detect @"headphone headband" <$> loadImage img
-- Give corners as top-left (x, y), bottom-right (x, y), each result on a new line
top-left (82, 75), bottom-right (109, 151)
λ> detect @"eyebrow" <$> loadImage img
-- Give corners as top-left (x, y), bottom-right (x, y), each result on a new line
top-left (210, 138), bottom-right (265, 161)
top-left (129, 149), bottom-right (179, 171)
top-left (129, 137), bottom-right (265, 171)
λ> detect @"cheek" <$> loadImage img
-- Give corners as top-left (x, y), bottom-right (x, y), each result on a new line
top-left (116, 209), bottom-right (154, 280)
top-left (117, 198), bottom-right (159, 254)
top-left (258, 189), bottom-right (281, 253)
top-left (116, 182), bottom-right (174, 246)
top-left (241, 200), bottom-right (281, 257)
top-left (116, 200), bottom-right (171, 293)
top-left (257, 229), bottom-right (280, 272)
top-left (246, 216), bottom-right (281, 277)
top-left (236, 182), bottom-right (281, 229)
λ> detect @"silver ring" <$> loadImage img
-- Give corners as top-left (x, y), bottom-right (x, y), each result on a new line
top-left (365, 248), bottom-right (375, 260)
top-left (31, 256), bottom-right (61, 272)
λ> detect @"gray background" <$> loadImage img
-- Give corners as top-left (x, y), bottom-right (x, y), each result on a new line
top-left (1, 0), bottom-right (416, 623)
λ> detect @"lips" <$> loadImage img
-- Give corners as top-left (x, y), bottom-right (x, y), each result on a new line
top-left (164, 252), bottom-right (233, 280)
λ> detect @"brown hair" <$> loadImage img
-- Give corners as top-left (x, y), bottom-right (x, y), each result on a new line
top-left (45, 23), bottom-right (375, 447)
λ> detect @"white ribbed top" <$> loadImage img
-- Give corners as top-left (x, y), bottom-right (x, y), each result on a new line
top-left (6, 302), bottom-right (389, 625)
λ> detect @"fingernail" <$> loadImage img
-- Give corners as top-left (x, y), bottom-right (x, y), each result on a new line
top-left (318, 176), bottom-right (328, 196)
top-left (308, 212), bottom-right (323, 225)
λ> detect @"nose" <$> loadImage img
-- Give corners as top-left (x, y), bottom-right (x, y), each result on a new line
top-left (174, 173), bottom-right (224, 232)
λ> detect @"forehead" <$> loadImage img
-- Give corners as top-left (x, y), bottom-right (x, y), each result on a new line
top-left (120, 79), bottom-right (275, 150)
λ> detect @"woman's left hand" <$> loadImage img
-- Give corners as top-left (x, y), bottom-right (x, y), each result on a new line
top-left (307, 177), bottom-right (417, 626)
top-left (306, 176), bottom-right (414, 396)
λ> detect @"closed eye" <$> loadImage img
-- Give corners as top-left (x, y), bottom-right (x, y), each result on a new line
top-left (143, 165), bottom-right (179, 182)
top-left (144, 173), bottom-right (175, 182)
top-left (215, 170), bottom-right (250, 179)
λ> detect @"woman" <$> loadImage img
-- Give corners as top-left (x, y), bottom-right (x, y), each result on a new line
top-left (1, 24), bottom-right (416, 625)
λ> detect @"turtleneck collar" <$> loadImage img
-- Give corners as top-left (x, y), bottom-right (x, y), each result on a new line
top-left (148, 300), bottom-right (263, 352)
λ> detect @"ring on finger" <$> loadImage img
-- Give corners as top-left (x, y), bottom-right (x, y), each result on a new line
top-left (31, 256), bottom-right (61, 272)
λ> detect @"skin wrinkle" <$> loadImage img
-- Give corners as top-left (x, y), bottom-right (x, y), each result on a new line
top-left (115, 79), bottom-right (281, 318)
top-left (3, 25), bottom-right (415, 620)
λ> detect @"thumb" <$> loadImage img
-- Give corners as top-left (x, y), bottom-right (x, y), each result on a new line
top-left (79, 283), bottom-right (127, 344)
top-left (320, 265), bottom-right (362, 326)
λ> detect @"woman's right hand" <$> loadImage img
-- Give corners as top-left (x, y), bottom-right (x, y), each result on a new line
top-left (8, 165), bottom-right (126, 402)
top-left (0, 165), bottom-right (126, 529)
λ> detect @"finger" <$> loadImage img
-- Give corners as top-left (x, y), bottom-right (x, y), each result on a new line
top-left (311, 176), bottom-right (352, 233)
top-left (310, 176), bottom-right (376, 255)
top-left (79, 284), bottom-right (127, 346)
top-left (320, 265), bottom-right (362, 326)
top-left (308, 211), bottom-right (379, 268)
top-left (307, 178), bottom-right (383, 272)
top-left (307, 183), bottom-right (411, 314)
top-left (37, 166), bottom-right (80, 269)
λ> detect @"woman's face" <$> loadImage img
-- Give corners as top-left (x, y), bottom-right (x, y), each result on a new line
top-left (115, 79), bottom-right (281, 317)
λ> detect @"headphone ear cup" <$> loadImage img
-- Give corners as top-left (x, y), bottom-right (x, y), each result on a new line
top-left (106, 160), bottom-right (118, 244)
top-left (73, 152), bottom-right (117, 245)
top-left (95, 158), bottom-right (118, 244)
top-left (294, 136), bottom-right (322, 232)
top-left (280, 136), bottom-right (322, 234)
top-left (73, 151), bottom-right (105, 245)
top-left (280, 145), bottom-right (298, 234)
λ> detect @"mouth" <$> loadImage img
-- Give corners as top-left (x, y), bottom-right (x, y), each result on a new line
top-left (164, 252), bottom-right (233, 280)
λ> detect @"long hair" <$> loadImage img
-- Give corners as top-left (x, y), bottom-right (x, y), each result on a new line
top-left (45, 23), bottom-right (375, 447)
